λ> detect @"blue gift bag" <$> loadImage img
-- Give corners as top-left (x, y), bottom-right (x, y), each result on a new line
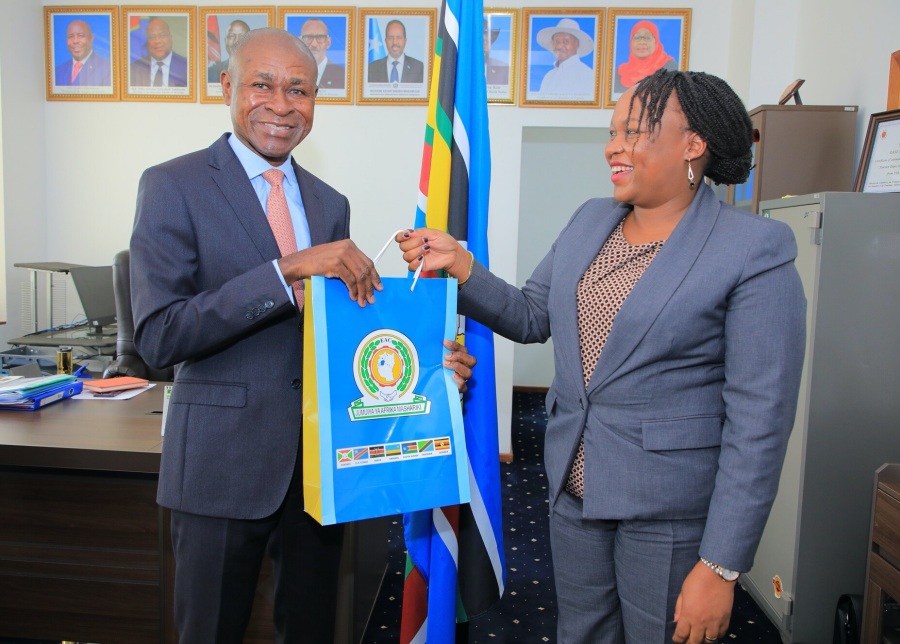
top-left (302, 275), bottom-right (470, 525)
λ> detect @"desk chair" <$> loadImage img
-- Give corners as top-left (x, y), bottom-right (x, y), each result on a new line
top-left (102, 250), bottom-right (174, 381)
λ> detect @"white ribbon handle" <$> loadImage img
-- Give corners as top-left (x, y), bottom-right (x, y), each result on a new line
top-left (372, 229), bottom-right (425, 291)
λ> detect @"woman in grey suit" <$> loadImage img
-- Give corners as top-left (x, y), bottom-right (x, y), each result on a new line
top-left (397, 69), bottom-right (806, 644)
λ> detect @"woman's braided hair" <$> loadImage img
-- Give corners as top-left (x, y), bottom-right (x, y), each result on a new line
top-left (627, 68), bottom-right (754, 185)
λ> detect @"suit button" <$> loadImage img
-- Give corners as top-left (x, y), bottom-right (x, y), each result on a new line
top-left (291, 378), bottom-right (302, 389)
top-left (265, 301), bottom-right (274, 309)
top-left (245, 312), bottom-right (253, 320)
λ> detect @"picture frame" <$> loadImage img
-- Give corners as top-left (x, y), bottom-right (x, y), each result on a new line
top-left (604, 8), bottom-right (691, 109)
top-left (44, 6), bottom-right (119, 101)
top-left (778, 78), bottom-right (805, 105)
top-left (279, 6), bottom-right (354, 105)
top-left (357, 8), bottom-right (436, 105)
top-left (854, 109), bottom-right (900, 193)
top-left (199, 6), bottom-right (274, 104)
top-left (121, 6), bottom-right (196, 102)
top-left (520, 8), bottom-right (604, 108)
top-left (484, 8), bottom-right (518, 105)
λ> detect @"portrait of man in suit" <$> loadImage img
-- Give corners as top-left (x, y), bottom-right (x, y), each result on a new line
top-left (483, 18), bottom-right (509, 86)
top-left (300, 18), bottom-right (346, 91)
top-left (129, 16), bottom-right (188, 88)
top-left (367, 19), bottom-right (424, 84)
top-left (54, 17), bottom-right (112, 87)
top-left (200, 11), bottom-right (271, 102)
top-left (359, 11), bottom-right (432, 103)
top-left (282, 12), bottom-right (351, 102)
top-left (207, 19), bottom-right (250, 84)
top-left (483, 10), bottom-right (517, 104)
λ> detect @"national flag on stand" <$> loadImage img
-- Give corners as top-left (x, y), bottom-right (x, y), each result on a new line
top-left (400, 0), bottom-right (505, 643)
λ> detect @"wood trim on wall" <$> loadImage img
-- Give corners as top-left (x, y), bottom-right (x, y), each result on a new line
top-left (887, 50), bottom-right (900, 110)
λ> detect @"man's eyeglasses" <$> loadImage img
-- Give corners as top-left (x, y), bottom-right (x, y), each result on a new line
top-left (301, 34), bottom-right (328, 44)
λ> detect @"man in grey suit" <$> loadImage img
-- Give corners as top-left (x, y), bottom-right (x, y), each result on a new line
top-left (367, 19), bottom-right (424, 83)
top-left (130, 28), bottom-right (476, 642)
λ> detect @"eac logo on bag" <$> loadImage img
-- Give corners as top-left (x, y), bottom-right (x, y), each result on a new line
top-left (349, 329), bottom-right (431, 420)
top-left (302, 275), bottom-right (470, 525)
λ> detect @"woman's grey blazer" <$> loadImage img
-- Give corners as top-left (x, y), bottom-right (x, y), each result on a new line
top-left (459, 183), bottom-right (806, 572)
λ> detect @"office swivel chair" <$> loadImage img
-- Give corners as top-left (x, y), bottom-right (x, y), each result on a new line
top-left (102, 250), bottom-right (174, 381)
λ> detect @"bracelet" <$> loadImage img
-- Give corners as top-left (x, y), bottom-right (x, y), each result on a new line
top-left (700, 557), bottom-right (740, 582)
top-left (456, 251), bottom-right (475, 287)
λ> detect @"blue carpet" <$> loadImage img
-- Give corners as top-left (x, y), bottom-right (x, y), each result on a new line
top-left (361, 389), bottom-right (783, 643)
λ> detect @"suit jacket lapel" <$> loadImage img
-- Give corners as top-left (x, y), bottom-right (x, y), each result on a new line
top-left (207, 134), bottom-right (281, 262)
top-left (586, 184), bottom-right (721, 394)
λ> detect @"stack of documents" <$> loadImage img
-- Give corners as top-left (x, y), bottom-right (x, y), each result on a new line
top-left (0, 374), bottom-right (83, 411)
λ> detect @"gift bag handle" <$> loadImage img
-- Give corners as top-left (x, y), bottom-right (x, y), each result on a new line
top-left (372, 229), bottom-right (426, 292)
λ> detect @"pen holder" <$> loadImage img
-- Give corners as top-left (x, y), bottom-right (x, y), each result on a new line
top-left (56, 346), bottom-right (73, 375)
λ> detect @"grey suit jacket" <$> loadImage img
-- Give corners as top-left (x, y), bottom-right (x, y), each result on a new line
top-left (459, 183), bottom-right (806, 571)
top-left (130, 133), bottom-right (351, 520)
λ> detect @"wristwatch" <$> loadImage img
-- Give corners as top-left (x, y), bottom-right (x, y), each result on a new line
top-left (700, 557), bottom-right (740, 582)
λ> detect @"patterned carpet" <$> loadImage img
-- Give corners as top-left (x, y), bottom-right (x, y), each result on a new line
top-left (361, 389), bottom-right (784, 643)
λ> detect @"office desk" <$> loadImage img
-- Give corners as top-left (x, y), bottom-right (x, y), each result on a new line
top-left (0, 388), bottom-right (386, 643)
top-left (7, 325), bottom-right (118, 351)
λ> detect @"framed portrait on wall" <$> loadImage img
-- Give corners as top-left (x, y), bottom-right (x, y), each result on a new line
top-left (121, 6), bottom-right (196, 102)
top-left (280, 6), bottom-right (354, 104)
top-left (484, 8), bottom-right (518, 105)
top-left (520, 8), bottom-right (604, 108)
top-left (604, 8), bottom-right (691, 108)
top-left (357, 8), bottom-right (435, 105)
top-left (199, 6), bottom-right (274, 104)
top-left (44, 6), bottom-right (119, 101)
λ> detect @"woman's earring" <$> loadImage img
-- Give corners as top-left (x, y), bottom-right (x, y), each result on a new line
top-left (688, 160), bottom-right (696, 190)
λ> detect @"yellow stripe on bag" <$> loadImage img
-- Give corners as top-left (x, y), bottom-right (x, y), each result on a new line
top-left (302, 278), bottom-right (323, 524)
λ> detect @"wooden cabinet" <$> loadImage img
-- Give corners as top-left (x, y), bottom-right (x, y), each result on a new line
top-left (863, 464), bottom-right (900, 643)
top-left (0, 389), bottom-right (386, 643)
top-left (724, 104), bottom-right (858, 214)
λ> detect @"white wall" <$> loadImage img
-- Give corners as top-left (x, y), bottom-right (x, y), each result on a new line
top-left (3, 0), bottom-right (899, 456)
top-left (514, 126), bottom-right (612, 388)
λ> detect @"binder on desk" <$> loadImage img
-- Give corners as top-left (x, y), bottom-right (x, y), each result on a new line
top-left (0, 378), bottom-right (83, 411)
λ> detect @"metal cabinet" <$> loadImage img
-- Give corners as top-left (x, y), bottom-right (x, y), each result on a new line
top-left (742, 192), bottom-right (900, 643)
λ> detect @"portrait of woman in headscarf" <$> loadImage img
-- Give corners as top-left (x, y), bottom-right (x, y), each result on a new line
top-left (614, 19), bottom-right (677, 94)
